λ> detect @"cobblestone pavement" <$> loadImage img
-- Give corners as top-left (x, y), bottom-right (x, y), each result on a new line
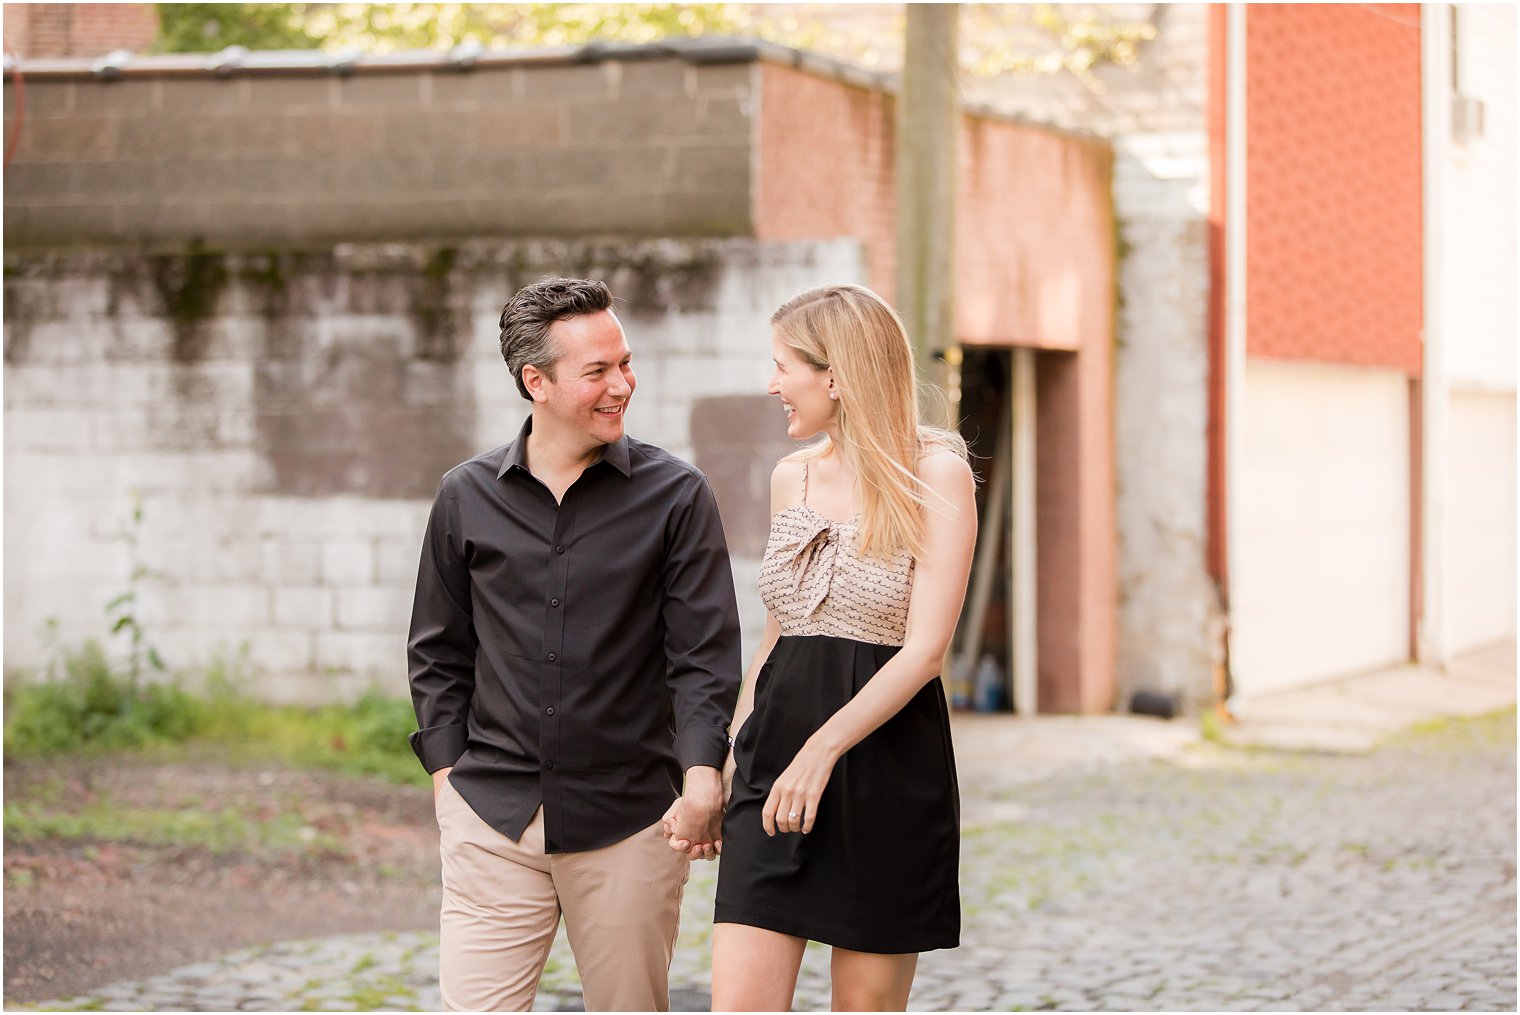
top-left (22, 710), bottom-right (1516, 1012)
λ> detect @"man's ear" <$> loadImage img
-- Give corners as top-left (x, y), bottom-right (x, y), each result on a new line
top-left (521, 363), bottom-right (549, 403)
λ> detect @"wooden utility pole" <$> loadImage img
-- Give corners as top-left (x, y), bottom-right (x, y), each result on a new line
top-left (896, 3), bottom-right (960, 378)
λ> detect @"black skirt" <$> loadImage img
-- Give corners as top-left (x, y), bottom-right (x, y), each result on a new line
top-left (713, 635), bottom-right (961, 954)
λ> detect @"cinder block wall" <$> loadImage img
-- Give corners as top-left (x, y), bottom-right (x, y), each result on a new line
top-left (3, 56), bottom-right (756, 247)
top-left (4, 238), bottom-right (866, 701)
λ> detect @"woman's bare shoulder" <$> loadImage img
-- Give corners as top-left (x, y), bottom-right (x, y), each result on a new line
top-left (770, 457), bottom-right (806, 512)
top-left (917, 447), bottom-right (974, 490)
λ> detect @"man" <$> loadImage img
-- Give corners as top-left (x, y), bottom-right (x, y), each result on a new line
top-left (408, 277), bottom-right (739, 1011)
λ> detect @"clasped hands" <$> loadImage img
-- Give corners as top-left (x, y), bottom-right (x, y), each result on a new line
top-left (663, 739), bottom-right (839, 859)
top-left (662, 764), bottom-right (725, 861)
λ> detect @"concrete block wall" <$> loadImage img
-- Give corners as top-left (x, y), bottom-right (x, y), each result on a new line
top-left (4, 237), bottom-right (866, 701)
top-left (3, 56), bottom-right (756, 248)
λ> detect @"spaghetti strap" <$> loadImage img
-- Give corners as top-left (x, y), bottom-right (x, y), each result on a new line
top-left (801, 461), bottom-right (810, 505)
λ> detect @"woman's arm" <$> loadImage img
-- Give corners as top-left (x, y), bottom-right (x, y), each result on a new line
top-left (761, 450), bottom-right (977, 836)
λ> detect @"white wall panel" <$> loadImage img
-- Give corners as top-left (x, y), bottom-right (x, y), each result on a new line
top-left (1443, 4), bottom-right (1517, 390)
top-left (1233, 360), bottom-right (1411, 696)
top-left (1446, 391), bottom-right (1517, 651)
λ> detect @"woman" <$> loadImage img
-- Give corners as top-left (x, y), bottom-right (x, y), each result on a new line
top-left (681, 284), bottom-right (977, 1011)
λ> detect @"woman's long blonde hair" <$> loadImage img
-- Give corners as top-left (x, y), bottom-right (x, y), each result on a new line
top-left (771, 284), bottom-right (968, 559)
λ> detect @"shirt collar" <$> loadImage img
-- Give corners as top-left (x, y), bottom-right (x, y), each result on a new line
top-left (498, 414), bottom-right (632, 480)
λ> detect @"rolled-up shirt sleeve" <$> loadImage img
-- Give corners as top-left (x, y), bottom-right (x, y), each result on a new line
top-left (407, 478), bottom-right (477, 773)
top-left (661, 477), bottom-right (742, 773)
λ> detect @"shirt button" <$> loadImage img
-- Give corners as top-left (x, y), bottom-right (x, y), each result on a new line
top-left (555, 545), bottom-right (565, 554)
top-left (544, 760), bottom-right (554, 770)
top-left (551, 598), bottom-right (560, 607)
top-left (545, 706), bottom-right (555, 716)
top-left (547, 652), bottom-right (557, 662)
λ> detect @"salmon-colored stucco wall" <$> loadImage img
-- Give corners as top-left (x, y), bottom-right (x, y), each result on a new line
top-left (1245, 4), bottom-right (1423, 374)
top-left (755, 63), bottom-right (1116, 354)
top-left (955, 120), bottom-right (1114, 352)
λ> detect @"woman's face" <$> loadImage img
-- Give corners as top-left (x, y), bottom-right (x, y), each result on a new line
top-left (768, 331), bottom-right (836, 440)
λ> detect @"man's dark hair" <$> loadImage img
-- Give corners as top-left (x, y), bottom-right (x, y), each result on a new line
top-left (498, 277), bottom-right (615, 400)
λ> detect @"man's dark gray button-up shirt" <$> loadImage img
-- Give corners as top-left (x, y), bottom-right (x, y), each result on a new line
top-left (407, 416), bottom-right (741, 853)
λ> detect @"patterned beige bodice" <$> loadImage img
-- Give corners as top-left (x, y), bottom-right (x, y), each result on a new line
top-left (757, 467), bottom-right (915, 647)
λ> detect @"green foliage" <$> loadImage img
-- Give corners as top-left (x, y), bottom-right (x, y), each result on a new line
top-left (3, 799), bottom-right (313, 853)
top-left (4, 637), bottom-right (207, 756)
top-left (147, 3), bottom-right (1157, 85)
top-left (6, 636), bottom-right (424, 785)
top-left (153, 3), bottom-right (751, 54)
top-left (961, 4), bottom-right (1157, 81)
top-left (154, 3), bottom-right (323, 53)
top-left (104, 493), bottom-right (169, 686)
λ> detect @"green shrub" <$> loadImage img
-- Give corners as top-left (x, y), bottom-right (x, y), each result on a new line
top-left (4, 639), bottom-right (207, 756)
top-left (5, 633), bottom-right (425, 785)
top-left (349, 691), bottom-right (420, 755)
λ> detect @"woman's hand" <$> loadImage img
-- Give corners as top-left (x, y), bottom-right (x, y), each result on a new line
top-left (762, 738), bottom-right (840, 836)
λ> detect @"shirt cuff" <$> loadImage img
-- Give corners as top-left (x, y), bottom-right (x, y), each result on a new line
top-left (674, 724), bottom-right (730, 772)
top-left (409, 723), bottom-right (468, 773)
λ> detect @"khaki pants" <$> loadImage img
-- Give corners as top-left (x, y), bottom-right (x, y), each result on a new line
top-left (436, 779), bottom-right (690, 1012)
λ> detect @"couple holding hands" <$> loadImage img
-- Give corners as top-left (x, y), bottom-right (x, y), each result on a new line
top-left (408, 278), bottom-right (977, 1011)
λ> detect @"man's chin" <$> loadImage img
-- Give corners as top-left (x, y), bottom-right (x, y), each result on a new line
top-left (593, 413), bottom-right (626, 439)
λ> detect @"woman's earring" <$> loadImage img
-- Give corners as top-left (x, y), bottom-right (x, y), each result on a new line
top-left (829, 390), bottom-right (838, 400)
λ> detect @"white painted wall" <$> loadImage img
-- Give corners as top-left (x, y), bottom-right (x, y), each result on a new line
top-left (1444, 4), bottom-right (1517, 392)
top-left (1435, 4), bottom-right (1517, 656)
top-left (1232, 360), bottom-right (1412, 696)
top-left (1445, 391), bottom-right (1517, 652)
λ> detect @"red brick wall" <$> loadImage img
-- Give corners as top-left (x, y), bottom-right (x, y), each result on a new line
top-left (1245, 4), bottom-right (1423, 374)
top-left (754, 63), bottom-right (899, 303)
top-left (3, 3), bottom-right (158, 58)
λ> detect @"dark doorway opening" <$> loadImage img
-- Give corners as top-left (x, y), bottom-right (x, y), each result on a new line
top-left (952, 346), bottom-right (1015, 713)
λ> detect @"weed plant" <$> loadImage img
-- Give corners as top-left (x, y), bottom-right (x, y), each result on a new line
top-left (5, 636), bottom-right (424, 786)
top-left (4, 635), bottom-right (206, 756)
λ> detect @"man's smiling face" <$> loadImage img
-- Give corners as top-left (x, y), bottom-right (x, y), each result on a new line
top-left (537, 309), bottom-right (636, 447)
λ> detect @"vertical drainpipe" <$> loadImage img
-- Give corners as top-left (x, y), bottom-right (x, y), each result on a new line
top-left (1223, 3), bottom-right (1249, 706)
top-left (1419, 5), bottom-right (1448, 667)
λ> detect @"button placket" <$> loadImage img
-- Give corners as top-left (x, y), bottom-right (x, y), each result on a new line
top-left (539, 492), bottom-right (575, 811)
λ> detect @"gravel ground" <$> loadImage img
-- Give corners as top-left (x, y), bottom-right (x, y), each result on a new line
top-left (7, 710), bottom-right (1515, 1012)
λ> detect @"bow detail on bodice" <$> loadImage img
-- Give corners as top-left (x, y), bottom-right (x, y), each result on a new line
top-left (775, 511), bottom-right (843, 617)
